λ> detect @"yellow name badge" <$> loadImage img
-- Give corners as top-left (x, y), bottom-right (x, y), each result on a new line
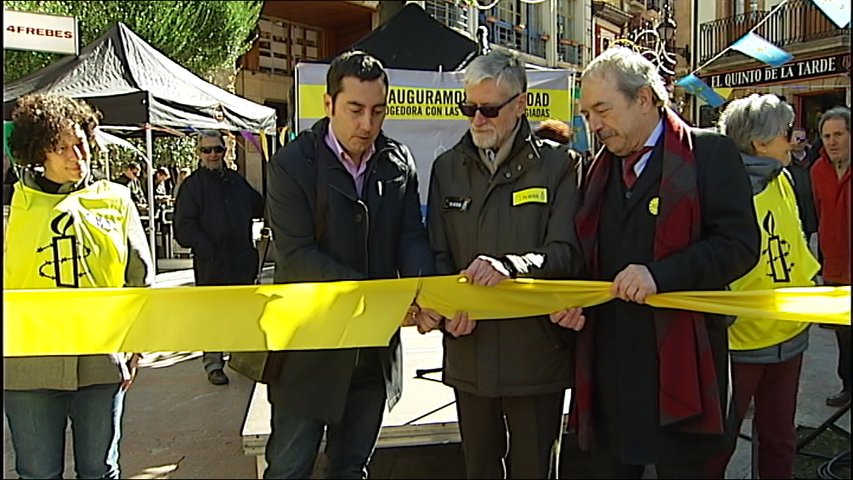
top-left (512, 187), bottom-right (548, 206)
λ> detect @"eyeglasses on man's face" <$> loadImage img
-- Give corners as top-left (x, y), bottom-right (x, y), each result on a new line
top-left (790, 129), bottom-right (807, 143)
top-left (458, 92), bottom-right (521, 118)
top-left (200, 146), bottom-right (226, 154)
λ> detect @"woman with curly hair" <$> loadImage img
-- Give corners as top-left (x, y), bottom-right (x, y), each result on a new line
top-left (4, 94), bottom-right (153, 479)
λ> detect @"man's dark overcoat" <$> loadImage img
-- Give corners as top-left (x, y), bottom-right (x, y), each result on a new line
top-left (266, 118), bottom-right (434, 423)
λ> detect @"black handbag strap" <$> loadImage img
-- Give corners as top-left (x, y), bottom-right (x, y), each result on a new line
top-left (315, 147), bottom-right (328, 242)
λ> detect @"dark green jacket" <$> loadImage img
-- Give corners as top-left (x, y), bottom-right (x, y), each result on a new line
top-left (427, 119), bottom-right (583, 396)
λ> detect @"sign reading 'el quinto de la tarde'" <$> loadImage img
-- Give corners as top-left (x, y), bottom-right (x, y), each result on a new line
top-left (703, 53), bottom-right (850, 88)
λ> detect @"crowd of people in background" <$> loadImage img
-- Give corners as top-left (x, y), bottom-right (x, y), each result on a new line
top-left (2, 45), bottom-right (850, 480)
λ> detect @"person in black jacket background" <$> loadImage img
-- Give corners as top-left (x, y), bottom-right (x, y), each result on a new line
top-left (174, 130), bottom-right (264, 385)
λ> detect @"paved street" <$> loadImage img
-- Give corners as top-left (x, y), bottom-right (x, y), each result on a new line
top-left (4, 266), bottom-right (850, 478)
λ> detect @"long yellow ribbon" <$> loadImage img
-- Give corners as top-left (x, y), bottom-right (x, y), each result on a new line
top-left (3, 277), bottom-right (849, 356)
top-left (420, 278), bottom-right (851, 326)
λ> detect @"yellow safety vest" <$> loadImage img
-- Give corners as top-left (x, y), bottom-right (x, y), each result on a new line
top-left (5, 180), bottom-right (131, 290)
top-left (729, 172), bottom-right (820, 350)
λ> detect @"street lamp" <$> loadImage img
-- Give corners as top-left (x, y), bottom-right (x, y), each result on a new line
top-left (620, 0), bottom-right (689, 80)
top-left (623, 22), bottom-right (676, 78)
top-left (614, 0), bottom-right (694, 113)
top-left (657, 14), bottom-right (676, 44)
top-left (657, 1), bottom-right (690, 65)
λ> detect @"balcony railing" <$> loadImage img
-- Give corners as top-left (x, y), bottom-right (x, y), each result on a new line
top-left (699, 0), bottom-right (849, 64)
top-left (478, 12), bottom-right (546, 58)
top-left (424, 0), bottom-right (471, 35)
top-left (524, 32), bottom-right (547, 58)
top-left (558, 42), bottom-right (582, 65)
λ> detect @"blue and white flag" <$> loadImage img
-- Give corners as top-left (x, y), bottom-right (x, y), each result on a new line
top-left (675, 74), bottom-right (727, 108)
top-left (811, 0), bottom-right (850, 28)
top-left (572, 115), bottom-right (591, 153)
top-left (731, 32), bottom-right (793, 67)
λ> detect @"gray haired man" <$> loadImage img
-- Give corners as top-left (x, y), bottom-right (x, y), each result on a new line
top-left (553, 46), bottom-right (759, 478)
top-left (173, 130), bottom-right (264, 385)
top-left (419, 49), bottom-right (584, 478)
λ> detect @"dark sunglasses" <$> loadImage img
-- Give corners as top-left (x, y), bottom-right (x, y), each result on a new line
top-left (200, 146), bottom-right (226, 154)
top-left (458, 92), bottom-right (521, 118)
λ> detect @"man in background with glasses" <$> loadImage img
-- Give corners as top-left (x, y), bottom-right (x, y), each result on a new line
top-left (786, 126), bottom-right (818, 247)
top-left (173, 130), bottom-right (264, 385)
top-left (418, 49), bottom-right (584, 478)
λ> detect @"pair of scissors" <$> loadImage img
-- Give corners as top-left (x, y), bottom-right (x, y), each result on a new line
top-left (410, 279), bottom-right (446, 334)
top-left (407, 280), bottom-right (423, 328)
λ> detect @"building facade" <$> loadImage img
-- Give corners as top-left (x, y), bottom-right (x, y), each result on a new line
top-left (233, 1), bottom-right (379, 192)
top-left (232, 0), bottom-right (703, 189)
top-left (696, 0), bottom-right (850, 131)
top-left (591, 1), bottom-right (696, 117)
top-left (233, 0), bottom-right (594, 190)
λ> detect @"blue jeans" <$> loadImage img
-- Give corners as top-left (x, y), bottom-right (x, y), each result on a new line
top-left (4, 383), bottom-right (125, 479)
top-left (264, 368), bottom-right (386, 479)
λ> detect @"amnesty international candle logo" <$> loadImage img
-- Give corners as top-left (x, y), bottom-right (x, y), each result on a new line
top-left (37, 210), bottom-right (91, 287)
top-left (761, 210), bottom-right (794, 283)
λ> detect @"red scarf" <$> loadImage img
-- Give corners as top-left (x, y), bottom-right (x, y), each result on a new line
top-left (571, 108), bottom-right (724, 451)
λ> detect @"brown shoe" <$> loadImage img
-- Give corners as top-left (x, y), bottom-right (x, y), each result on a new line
top-left (207, 369), bottom-right (229, 385)
top-left (825, 390), bottom-right (850, 407)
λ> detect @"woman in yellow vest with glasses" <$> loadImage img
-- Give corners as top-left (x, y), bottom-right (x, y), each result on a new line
top-left (708, 94), bottom-right (820, 479)
top-left (4, 94), bottom-right (153, 479)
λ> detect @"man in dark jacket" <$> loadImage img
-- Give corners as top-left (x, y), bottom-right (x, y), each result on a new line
top-left (422, 49), bottom-right (584, 479)
top-left (174, 130), bottom-right (264, 385)
top-left (264, 51), bottom-right (434, 479)
top-left (553, 46), bottom-right (760, 478)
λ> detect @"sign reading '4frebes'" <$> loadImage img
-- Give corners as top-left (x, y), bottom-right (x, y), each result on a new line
top-left (704, 53), bottom-right (851, 88)
top-left (3, 10), bottom-right (79, 56)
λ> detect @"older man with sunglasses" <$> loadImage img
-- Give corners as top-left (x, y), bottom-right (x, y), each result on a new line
top-left (173, 130), bottom-right (264, 385)
top-left (418, 49), bottom-right (584, 478)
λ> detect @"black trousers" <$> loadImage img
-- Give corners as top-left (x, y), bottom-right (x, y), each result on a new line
top-left (454, 389), bottom-right (564, 479)
top-left (826, 282), bottom-right (851, 392)
top-left (560, 442), bottom-right (713, 479)
top-left (265, 351), bottom-right (386, 479)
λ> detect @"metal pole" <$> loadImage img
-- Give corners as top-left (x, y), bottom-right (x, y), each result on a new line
top-left (545, 0), bottom-right (557, 67)
top-left (145, 124), bottom-right (156, 264)
top-left (691, 0), bottom-right (700, 125)
top-left (104, 147), bottom-right (110, 180)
